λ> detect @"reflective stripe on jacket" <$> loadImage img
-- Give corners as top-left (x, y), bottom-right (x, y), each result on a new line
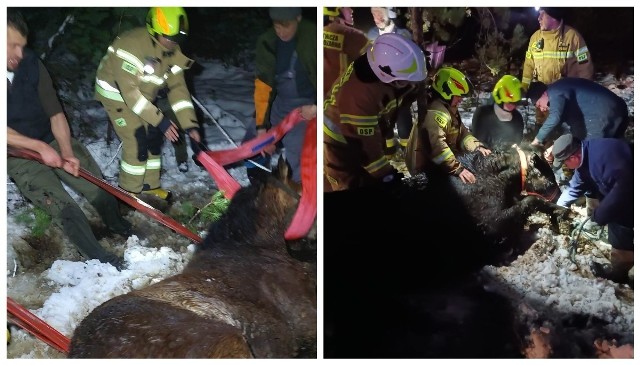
top-left (323, 61), bottom-right (398, 180)
top-left (406, 98), bottom-right (482, 175)
top-left (522, 23), bottom-right (594, 89)
top-left (323, 21), bottom-right (369, 97)
top-left (95, 28), bottom-right (197, 130)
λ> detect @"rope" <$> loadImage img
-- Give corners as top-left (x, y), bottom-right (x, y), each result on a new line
top-left (569, 216), bottom-right (592, 264)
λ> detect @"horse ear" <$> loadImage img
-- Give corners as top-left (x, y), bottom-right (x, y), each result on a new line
top-left (275, 156), bottom-right (291, 182)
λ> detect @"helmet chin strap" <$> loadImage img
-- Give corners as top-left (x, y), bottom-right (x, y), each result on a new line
top-left (494, 103), bottom-right (514, 121)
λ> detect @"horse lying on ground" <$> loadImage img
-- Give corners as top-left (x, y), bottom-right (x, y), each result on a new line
top-left (69, 159), bottom-right (317, 358)
top-left (324, 145), bottom-right (566, 358)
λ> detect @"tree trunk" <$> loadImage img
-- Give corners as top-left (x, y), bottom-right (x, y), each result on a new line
top-left (408, 7), bottom-right (424, 47)
top-left (408, 8), bottom-right (429, 126)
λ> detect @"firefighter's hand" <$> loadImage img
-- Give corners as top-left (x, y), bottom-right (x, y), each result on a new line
top-left (459, 168), bottom-right (477, 184)
top-left (157, 116), bottom-right (179, 142)
top-left (187, 128), bottom-right (203, 155)
top-left (477, 146), bottom-right (492, 156)
top-left (187, 128), bottom-right (201, 143)
top-left (300, 104), bottom-right (317, 121)
top-left (256, 128), bottom-right (276, 155)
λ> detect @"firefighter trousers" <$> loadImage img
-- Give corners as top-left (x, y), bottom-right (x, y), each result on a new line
top-left (101, 100), bottom-right (164, 193)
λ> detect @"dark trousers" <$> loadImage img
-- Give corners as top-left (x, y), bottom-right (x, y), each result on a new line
top-left (608, 223), bottom-right (634, 251)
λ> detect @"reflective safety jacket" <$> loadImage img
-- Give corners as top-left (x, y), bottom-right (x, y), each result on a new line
top-left (324, 61), bottom-right (414, 183)
top-left (323, 21), bottom-right (369, 97)
top-left (522, 23), bottom-right (594, 89)
top-left (95, 28), bottom-right (198, 130)
top-left (405, 97), bottom-right (483, 176)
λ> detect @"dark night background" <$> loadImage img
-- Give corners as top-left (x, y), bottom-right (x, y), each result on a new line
top-left (351, 7), bottom-right (634, 77)
top-left (12, 7), bottom-right (633, 84)
top-left (13, 7), bottom-right (316, 72)
top-left (11, 7), bottom-right (317, 121)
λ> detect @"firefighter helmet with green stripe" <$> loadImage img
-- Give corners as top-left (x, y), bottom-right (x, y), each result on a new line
top-left (146, 7), bottom-right (189, 44)
top-left (432, 66), bottom-right (471, 100)
top-left (367, 33), bottom-right (428, 83)
top-left (492, 75), bottom-right (522, 104)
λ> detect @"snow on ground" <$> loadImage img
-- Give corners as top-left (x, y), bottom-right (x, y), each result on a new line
top-left (5, 51), bottom-right (634, 358)
top-left (5, 58), bottom-right (263, 359)
top-left (469, 71), bottom-right (634, 351)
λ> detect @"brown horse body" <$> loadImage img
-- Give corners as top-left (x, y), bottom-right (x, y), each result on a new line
top-left (69, 161), bottom-right (317, 358)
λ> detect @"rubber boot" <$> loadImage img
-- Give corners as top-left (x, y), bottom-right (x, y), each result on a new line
top-left (590, 248), bottom-right (634, 284)
top-left (60, 206), bottom-right (122, 270)
top-left (141, 184), bottom-right (172, 201)
top-left (90, 193), bottom-right (132, 237)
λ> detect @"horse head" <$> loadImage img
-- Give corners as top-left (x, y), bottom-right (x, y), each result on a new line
top-left (200, 156), bottom-right (302, 253)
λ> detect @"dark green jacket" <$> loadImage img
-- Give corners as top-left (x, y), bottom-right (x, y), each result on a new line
top-left (254, 19), bottom-right (316, 129)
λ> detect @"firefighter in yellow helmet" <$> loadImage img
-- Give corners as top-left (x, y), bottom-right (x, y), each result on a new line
top-left (95, 7), bottom-right (201, 200)
top-left (470, 75), bottom-right (525, 150)
top-left (405, 66), bottom-right (491, 184)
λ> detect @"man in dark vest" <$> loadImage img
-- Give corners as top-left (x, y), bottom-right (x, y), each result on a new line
top-left (7, 10), bottom-right (131, 270)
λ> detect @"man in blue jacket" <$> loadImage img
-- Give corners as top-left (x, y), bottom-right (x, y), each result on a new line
top-left (551, 134), bottom-right (633, 284)
top-left (527, 78), bottom-right (629, 147)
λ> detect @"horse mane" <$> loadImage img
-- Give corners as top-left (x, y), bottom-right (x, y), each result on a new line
top-left (457, 150), bottom-right (515, 175)
top-left (199, 182), bottom-right (264, 250)
top-left (457, 143), bottom-right (542, 176)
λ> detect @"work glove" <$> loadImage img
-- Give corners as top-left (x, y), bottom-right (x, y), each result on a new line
top-left (157, 116), bottom-right (173, 134)
top-left (188, 136), bottom-right (207, 156)
top-left (184, 127), bottom-right (201, 153)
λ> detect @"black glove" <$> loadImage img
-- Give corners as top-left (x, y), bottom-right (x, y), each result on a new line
top-left (156, 87), bottom-right (169, 99)
top-left (157, 116), bottom-right (173, 134)
top-left (189, 138), bottom-right (208, 156)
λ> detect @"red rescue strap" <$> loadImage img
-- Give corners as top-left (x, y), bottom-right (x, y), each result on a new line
top-left (204, 108), bottom-right (306, 166)
top-left (7, 297), bottom-right (70, 354)
top-left (285, 117), bottom-right (317, 240)
top-left (195, 109), bottom-right (316, 238)
top-left (195, 151), bottom-right (242, 199)
top-left (513, 144), bottom-right (560, 202)
top-left (7, 147), bottom-right (203, 244)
